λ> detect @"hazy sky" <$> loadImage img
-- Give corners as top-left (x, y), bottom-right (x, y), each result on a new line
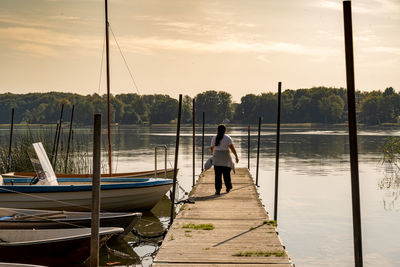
top-left (0, 0), bottom-right (399, 101)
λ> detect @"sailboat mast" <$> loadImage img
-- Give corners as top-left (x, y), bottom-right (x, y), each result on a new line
top-left (105, 0), bottom-right (112, 175)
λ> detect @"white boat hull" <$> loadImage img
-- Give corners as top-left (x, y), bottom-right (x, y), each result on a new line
top-left (0, 179), bottom-right (172, 211)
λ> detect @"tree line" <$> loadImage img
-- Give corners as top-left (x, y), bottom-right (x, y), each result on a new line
top-left (0, 86), bottom-right (398, 125)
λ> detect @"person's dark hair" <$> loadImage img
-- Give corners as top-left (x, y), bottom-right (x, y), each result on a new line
top-left (215, 124), bottom-right (226, 146)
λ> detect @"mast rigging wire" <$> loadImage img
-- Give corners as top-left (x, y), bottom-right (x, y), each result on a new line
top-left (109, 24), bottom-right (141, 94)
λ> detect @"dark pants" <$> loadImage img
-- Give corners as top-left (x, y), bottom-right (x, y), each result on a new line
top-left (214, 166), bottom-right (232, 193)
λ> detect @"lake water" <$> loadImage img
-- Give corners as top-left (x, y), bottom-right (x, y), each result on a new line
top-left (1, 124), bottom-right (400, 266)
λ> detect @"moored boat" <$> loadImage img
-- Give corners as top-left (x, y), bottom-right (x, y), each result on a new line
top-left (0, 177), bottom-right (172, 211)
top-left (2, 168), bottom-right (176, 179)
top-left (0, 227), bottom-right (123, 266)
top-left (0, 207), bottom-right (141, 238)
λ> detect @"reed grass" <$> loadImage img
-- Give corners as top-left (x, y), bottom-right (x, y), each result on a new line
top-left (0, 126), bottom-right (109, 174)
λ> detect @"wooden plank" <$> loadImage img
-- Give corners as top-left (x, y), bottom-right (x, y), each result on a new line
top-left (153, 168), bottom-right (292, 266)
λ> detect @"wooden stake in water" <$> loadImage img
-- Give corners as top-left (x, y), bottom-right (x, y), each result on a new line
top-left (65, 105), bottom-right (75, 173)
top-left (90, 114), bottom-right (102, 267)
top-left (170, 94), bottom-right (182, 226)
top-left (343, 1), bottom-right (363, 266)
top-left (52, 104), bottom-right (64, 167)
top-left (201, 112), bottom-right (205, 172)
top-left (248, 125), bottom-right (250, 170)
top-left (7, 108), bottom-right (14, 172)
top-left (274, 82), bottom-right (282, 223)
top-left (192, 98), bottom-right (196, 187)
top-left (256, 117), bottom-right (261, 186)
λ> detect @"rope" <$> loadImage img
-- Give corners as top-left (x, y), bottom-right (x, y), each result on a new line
top-left (131, 228), bottom-right (168, 239)
top-left (109, 24), bottom-right (140, 94)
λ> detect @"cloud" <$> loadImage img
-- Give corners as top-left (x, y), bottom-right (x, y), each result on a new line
top-left (314, 0), bottom-right (400, 14)
top-left (0, 26), bottom-right (101, 56)
top-left (49, 15), bottom-right (81, 21)
top-left (362, 46), bottom-right (400, 55)
top-left (14, 43), bottom-right (58, 57)
top-left (0, 14), bottom-right (51, 28)
top-left (117, 35), bottom-right (337, 60)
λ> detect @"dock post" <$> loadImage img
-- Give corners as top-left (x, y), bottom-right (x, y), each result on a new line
top-left (65, 105), bottom-right (75, 173)
top-left (53, 103), bottom-right (64, 170)
top-left (201, 112), bottom-right (205, 172)
top-left (192, 98), bottom-right (196, 187)
top-left (90, 114), bottom-right (101, 267)
top-left (343, 1), bottom-right (363, 267)
top-left (7, 108), bottom-right (14, 172)
top-left (274, 82), bottom-right (282, 222)
top-left (51, 104), bottom-right (64, 166)
top-left (248, 125), bottom-right (250, 170)
top-left (170, 94), bottom-right (182, 226)
top-left (256, 117), bottom-right (261, 186)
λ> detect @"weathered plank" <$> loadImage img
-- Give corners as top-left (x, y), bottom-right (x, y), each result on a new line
top-left (153, 168), bottom-right (292, 266)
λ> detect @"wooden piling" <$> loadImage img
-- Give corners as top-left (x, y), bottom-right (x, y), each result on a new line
top-left (51, 104), bottom-right (64, 166)
top-left (65, 105), bottom-right (75, 173)
top-left (274, 82), bottom-right (282, 223)
top-left (256, 117), bottom-right (261, 186)
top-left (343, 1), bottom-right (363, 266)
top-left (170, 94), bottom-right (182, 226)
top-left (192, 98), bottom-right (196, 187)
top-left (7, 108), bottom-right (14, 172)
top-left (90, 114), bottom-right (102, 267)
top-left (52, 104), bottom-right (64, 168)
top-left (201, 112), bottom-right (205, 172)
top-left (248, 125), bottom-right (250, 170)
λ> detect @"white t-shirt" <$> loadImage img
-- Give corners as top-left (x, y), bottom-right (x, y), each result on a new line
top-left (211, 134), bottom-right (233, 151)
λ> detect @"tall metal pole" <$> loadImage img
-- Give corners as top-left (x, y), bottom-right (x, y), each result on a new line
top-left (343, 1), bottom-right (363, 266)
top-left (274, 82), bottom-right (282, 223)
top-left (192, 98), bottom-right (196, 187)
top-left (90, 114), bottom-right (101, 267)
top-left (201, 112), bottom-right (205, 172)
top-left (105, 0), bottom-right (112, 175)
top-left (256, 117), bottom-right (261, 186)
top-left (65, 105), bottom-right (75, 173)
top-left (247, 125), bottom-right (250, 170)
top-left (7, 108), bottom-right (15, 172)
top-left (170, 94), bottom-right (182, 226)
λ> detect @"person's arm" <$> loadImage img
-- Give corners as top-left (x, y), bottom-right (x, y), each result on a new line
top-left (210, 136), bottom-right (215, 154)
top-left (229, 144), bottom-right (239, 163)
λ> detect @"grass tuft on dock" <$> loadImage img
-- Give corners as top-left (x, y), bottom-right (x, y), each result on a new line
top-left (233, 251), bottom-right (286, 257)
top-left (182, 223), bottom-right (215, 230)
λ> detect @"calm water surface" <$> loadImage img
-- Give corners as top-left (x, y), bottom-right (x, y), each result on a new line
top-left (1, 124), bottom-right (399, 267)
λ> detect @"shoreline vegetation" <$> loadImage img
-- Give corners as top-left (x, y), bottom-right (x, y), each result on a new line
top-left (0, 86), bottom-right (399, 126)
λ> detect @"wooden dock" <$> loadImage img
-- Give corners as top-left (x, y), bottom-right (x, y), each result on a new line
top-left (153, 168), bottom-right (293, 266)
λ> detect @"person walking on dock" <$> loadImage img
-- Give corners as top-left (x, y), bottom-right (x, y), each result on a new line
top-left (210, 124), bottom-right (239, 195)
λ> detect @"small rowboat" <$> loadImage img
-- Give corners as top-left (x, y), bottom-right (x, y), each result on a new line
top-left (0, 227), bottom-right (123, 266)
top-left (0, 208), bottom-right (141, 238)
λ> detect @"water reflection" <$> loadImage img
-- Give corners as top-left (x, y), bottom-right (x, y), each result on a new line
top-left (2, 125), bottom-right (400, 267)
top-left (97, 197), bottom-right (171, 266)
top-left (379, 165), bottom-right (400, 211)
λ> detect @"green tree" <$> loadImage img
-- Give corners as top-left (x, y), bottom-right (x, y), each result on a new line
top-left (195, 91), bottom-right (232, 123)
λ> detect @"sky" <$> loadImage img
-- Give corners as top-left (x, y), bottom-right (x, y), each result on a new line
top-left (0, 0), bottom-right (399, 102)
